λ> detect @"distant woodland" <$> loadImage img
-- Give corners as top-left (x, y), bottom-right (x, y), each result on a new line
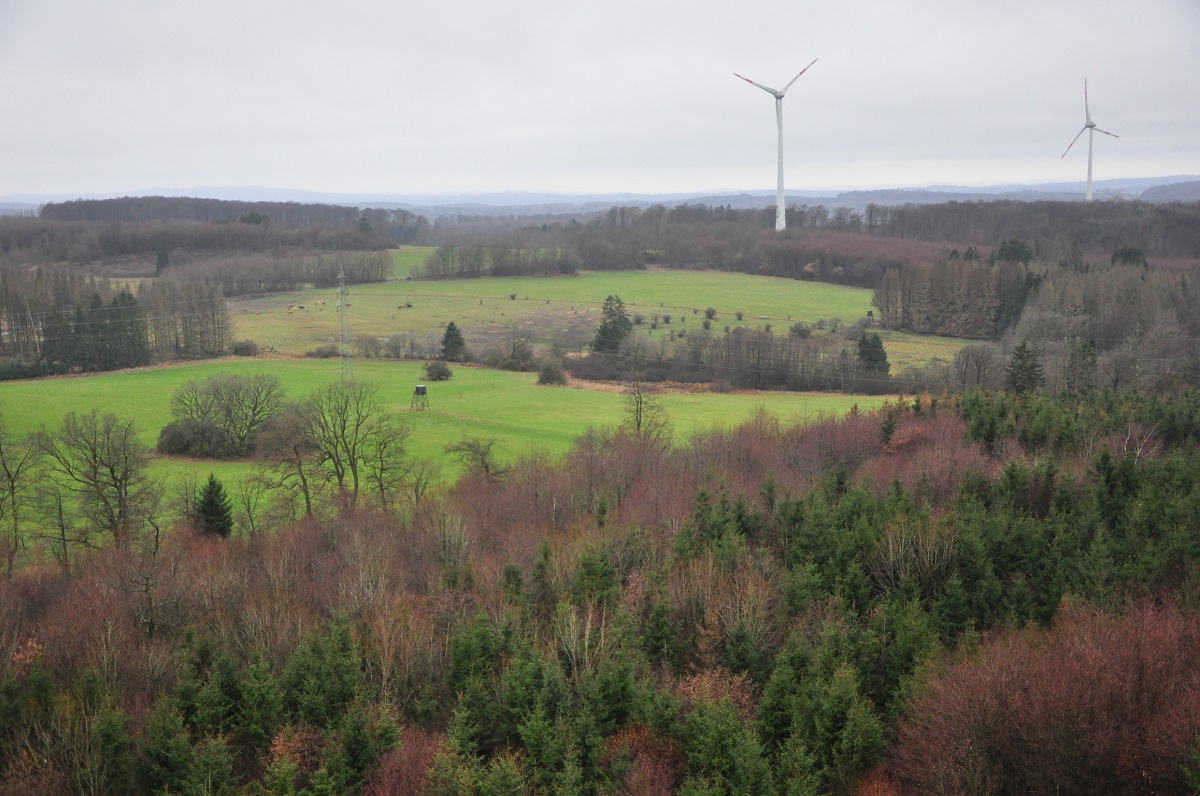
top-left (0, 199), bottom-right (421, 377)
top-left (1, 198), bottom-right (426, 271)
top-left (419, 199), bottom-right (1200, 396)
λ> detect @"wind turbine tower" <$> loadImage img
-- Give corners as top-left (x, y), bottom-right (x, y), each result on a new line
top-left (1060, 79), bottom-right (1119, 202)
top-left (735, 58), bottom-right (816, 231)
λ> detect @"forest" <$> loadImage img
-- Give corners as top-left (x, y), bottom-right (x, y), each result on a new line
top-left (2, 387), bottom-right (1200, 793)
top-left (2, 194), bottom-right (1200, 793)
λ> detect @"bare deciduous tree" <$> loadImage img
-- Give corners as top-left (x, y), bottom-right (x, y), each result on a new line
top-left (303, 381), bottom-right (405, 510)
top-left (258, 382), bottom-right (410, 514)
top-left (35, 410), bottom-right (157, 551)
top-left (170, 373), bottom-right (285, 455)
top-left (625, 380), bottom-right (672, 444)
top-left (256, 404), bottom-right (323, 517)
top-left (444, 435), bottom-right (508, 480)
top-left (0, 415), bottom-right (39, 577)
top-left (952, 344), bottom-right (1000, 391)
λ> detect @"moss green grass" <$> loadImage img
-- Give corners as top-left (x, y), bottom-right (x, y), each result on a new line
top-left (232, 256), bottom-right (878, 356)
top-left (1, 358), bottom-right (886, 482)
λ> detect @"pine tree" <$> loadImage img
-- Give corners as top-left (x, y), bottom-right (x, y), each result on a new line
top-left (1005, 340), bottom-right (1044, 395)
top-left (591, 295), bottom-right (632, 356)
top-left (196, 473), bottom-right (234, 537)
top-left (857, 333), bottom-right (890, 376)
top-left (1062, 337), bottom-right (1097, 397)
top-left (440, 321), bottom-right (467, 361)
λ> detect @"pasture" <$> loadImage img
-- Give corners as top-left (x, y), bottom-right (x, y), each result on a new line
top-left (231, 253), bottom-right (881, 358)
top-left (1, 358), bottom-right (888, 483)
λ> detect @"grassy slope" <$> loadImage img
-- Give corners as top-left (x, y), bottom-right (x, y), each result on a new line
top-left (1, 358), bottom-right (886, 482)
top-left (232, 257), bottom-right (882, 356)
top-left (0, 248), bottom-right (955, 486)
top-left (235, 247), bottom-right (970, 368)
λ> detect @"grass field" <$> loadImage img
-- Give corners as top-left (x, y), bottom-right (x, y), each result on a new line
top-left (1, 250), bottom-right (953, 489)
top-left (231, 252), bottom-right (880, 358)
top-left (877, 330), bottom-right (973, 372)
top-left (1, 358), bottom-right (887, 483)
top-left (390, 246), bottom-right (438, 279)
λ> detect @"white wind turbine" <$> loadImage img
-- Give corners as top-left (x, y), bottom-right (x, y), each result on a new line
top-left (1060, 79), bottom-right (1119, 202)
top-left (735, 58), bottom-right (817, 231)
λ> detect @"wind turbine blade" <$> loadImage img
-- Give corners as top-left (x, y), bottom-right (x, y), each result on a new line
top-left (734, 73), bottom-right (781, 96)
top-left (781, 58), bottom-right (818, 94)
top-left (1095, 127), bottom-right (1119, 139)
top-left (1084, 79), bottom-right (1092, 124)
top-left (1061, 126), bottom-right (1087, 159)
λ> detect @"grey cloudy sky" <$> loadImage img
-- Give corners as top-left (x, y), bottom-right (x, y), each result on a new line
top-left (2, 0), bottom-right (1198, 199)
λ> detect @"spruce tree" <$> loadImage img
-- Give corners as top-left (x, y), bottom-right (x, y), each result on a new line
top-left (591, 294), bottom-right (632, 356)
top-left (196, 473), bottom-right (234, 537)
top-left (857, 333), bottom-right (890, 376)
top-left (440, 321), bottom-right (467, 361)
top-left (1005, 340), bottom-right (1044, 395)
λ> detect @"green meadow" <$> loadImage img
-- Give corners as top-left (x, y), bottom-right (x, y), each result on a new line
top-left (1, 358), bottom-right (887, 483)
top-left (232, 252), bottom-right (881, 357)
top-left (0, 249), bottom-right (949, 487)
top-left (876, 330), bottom-right (973, 372)
top-left (390, 245), bottom-right (439, 278)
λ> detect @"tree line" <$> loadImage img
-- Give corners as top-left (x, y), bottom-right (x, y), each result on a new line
top-left (38, 196), bottom-right (428, 240)
top-left (567, 295), bottom-right (894, 394)
top-left (871, 256), bottom-right (1038, 338)
top-left (0, 266), bottom-right (231, 377)
top-left (0, 207), bottom-right (426, 272)
top-left (421, 245), bottom-right (580, 279)
top-left (170, 251), bottom-right (393, 297)
top-left (421, 199), bottom-right (1200, 290)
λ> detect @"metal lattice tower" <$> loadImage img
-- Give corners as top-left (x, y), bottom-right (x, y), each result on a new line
top-left (338, 263), bottom-right (353, 382)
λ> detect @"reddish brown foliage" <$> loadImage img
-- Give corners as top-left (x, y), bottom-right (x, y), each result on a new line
top-left (858, 411), bottom-right (992, 508)
top-left (267, 724), bottom-right (327, 789)
top-left (0, 748), bottom-right (70, 796)
top-left (888, 599), bottom-right (1200, 795)
top-left (674, 667), bottom-right (758, 723)
top-left (852, 766), bottom-right (900, 796)
top-left (365, 725), bottom-right (442, 796)
top-left (602, 723), bottom-right (687, 796)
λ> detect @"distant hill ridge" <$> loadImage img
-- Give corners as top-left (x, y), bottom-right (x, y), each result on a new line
top-left (4, 175), bottom-right (1198, 219)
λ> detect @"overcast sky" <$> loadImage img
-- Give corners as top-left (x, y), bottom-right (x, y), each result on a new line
top-left (2, 0), bottom-right (1198, 200)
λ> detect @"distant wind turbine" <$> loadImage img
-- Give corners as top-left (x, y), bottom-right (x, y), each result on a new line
top-left (1060, 79), bottom-right (1119, 202)
top-left (735, 58), bottom-right (817, 231)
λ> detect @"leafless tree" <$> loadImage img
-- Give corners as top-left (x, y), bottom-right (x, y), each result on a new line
top-left (117, 487), bottom-right (181, 637)
top-left (444, 435), bottom-right (508, 480)
top-left (170, 373), bottom-right (285, 455)
top-left (302, 381), bottom-right (405, 510)
top-left (362, 415), bottom-right (413, 514)
top-left (256, 404), bottom-right (323, 517)
top-left (625, 379), bottom-right (672, 444)
top-left (233, 475), bottom-right (271, 535)
top-left (35, 410), bottom-right (157, 551)
top-left (403, 459), bottom-right (441, 514)
top-left (30, 482), bottom-right (93, 576)
top-left (952, 344), bottom-right (1001, 391)
top-left (0, 415), bottom-right (39, 577)
top-left (1099, 348), bottom-right (1139, 391)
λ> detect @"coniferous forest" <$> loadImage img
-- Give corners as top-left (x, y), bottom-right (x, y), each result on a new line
top-left (3, 388), bottom-right (1200, 794)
